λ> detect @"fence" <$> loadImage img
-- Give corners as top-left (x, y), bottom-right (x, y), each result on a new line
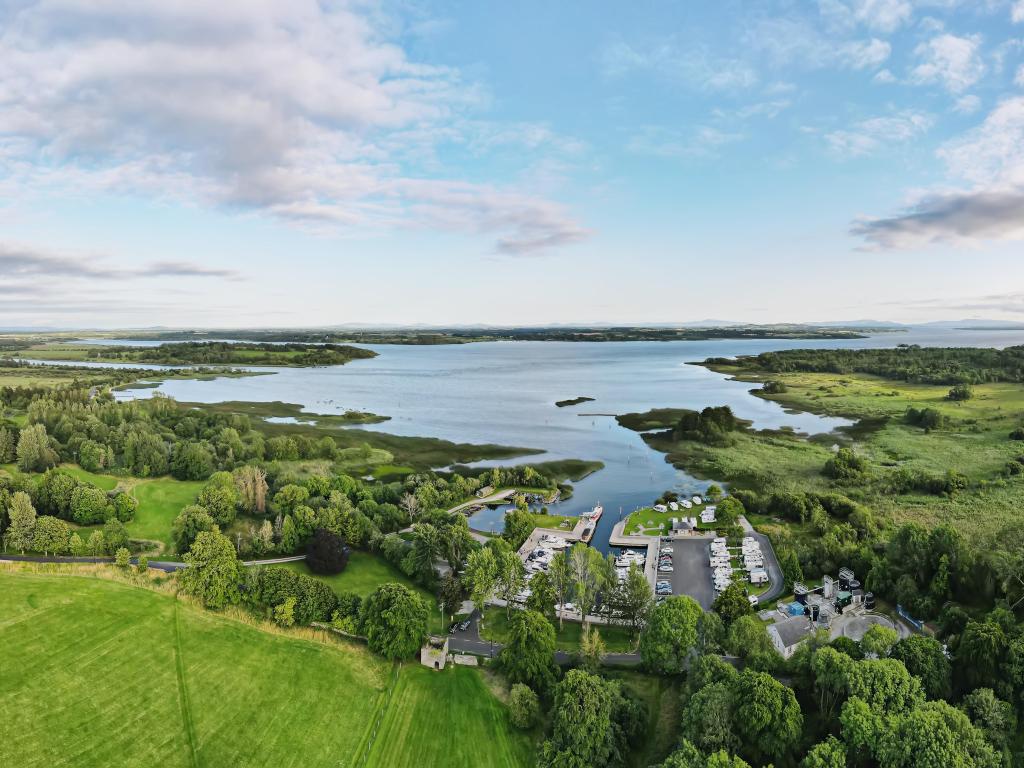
top-left (357, 661), bottom-right (402, 767)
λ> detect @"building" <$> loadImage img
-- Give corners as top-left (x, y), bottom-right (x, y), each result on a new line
top-left (767, 616), bottom-right (816, 659)
top-left (476, 485), bottom-right (495, 498)
top-left (420, 636), bottom-right (449, 670)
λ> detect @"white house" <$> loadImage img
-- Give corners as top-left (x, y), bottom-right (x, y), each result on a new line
top-left (767, 617), bottom-right (815, 659)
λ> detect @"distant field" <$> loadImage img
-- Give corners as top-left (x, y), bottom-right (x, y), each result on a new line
top-left (365, 665), bottom-right (533, 768)
top-left (0, 571), bottom-right (389, 768)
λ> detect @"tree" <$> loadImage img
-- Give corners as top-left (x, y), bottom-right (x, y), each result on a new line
top-left (657, 742), bottom-right (750, 768)
top-left (579, 626), bottom-right (607, 673)
top-left (170, 441), bottom-right (215, 481)
top-left (824, 447), bottom-right (869, 481)
top-left (715, 497), bottom-right (744, 527)
top-left (251, 519), bottom-right (274, 555)
top-left (111, 492), bottom-right (138, 523)
top-left (778, 546), bottom-right (803, 593)
top-left (234, 465), bottom-right (268, 514)
top-left (180, 528), bottom-right (242, 609)
top-left (87, 529), bottom-right (106, 556)
top-left (947, 383), bottom-right (973, 401)
top-left (0, 426), bottom-right (14, 464)
top-left (734, 669), bottom-right (803, 765)
top-left (712, 582), bottom-right (752, 626)
top-left (568, 542), bottom-right (605, 626)
top-left (410, 523), bottom-right (441, 584)
top-left (274, 596), bottom-right (296, 627)
top-left (503, 507), bottom-right (534, 550)
top-left (726, 615), bottom-right (779, 672)
top-left (848, 658), bottom-right (924, 715)
top-left (549, 550), bottom-right (572, 630)
top-left (860, 624), bottom-right (899, 658)
top-left (4, 491), bottom-right (36, 553)
top-left (172, 504), bottom-right (215, 554)
top-left (877, 700), bottom-right (998, 768)
top-left (115, 547), bottom-right (131, 568)
top-left (959, 687), bottom-right (1016, 756)
top-left (956, 620), bottom-right (1008, 694)
top-left (499, 609), bottom-right (558, 694)
top-left (273, 484), bottom-right (310, 513)
top-left (70, 485), bottom-right (111, 525)
top-left (16, 423), bottom-right (57, 472)
top-left (495, 540), bottom-right (526, 619)
top-left (801, 736), bottom-right (846, 768)
top-left (813, 646), bottom-right (857, 719)
top-left (197, 482), bottom-right (237, 526)
top-left (136, 555), bottom-right (149, 573)
top-left (32, 515), bottom-right (70, 555)
top-left (508, 683), bottom-right (540, 729)
top-left (614, 563), bottom-right (654, 635)
top-left (680, 681), bottom-right (739, 756)
top-left (359, 582), bottom-right (428, 659)
top-left (279, 515), bottom-right (300, 553)
top-left (69, 532), bottom-right (86, 556)
top-left (463, 547), bottom-right (499, 620)
top-left (639, 595), bottom-right (702, 674)
top-left (305, 527), bottom-right (348, 575)
top-left (440, 573), bottom-right (463, 624)
top-left (538, 670), bottom-right (616, 768)
top-left (526, 570), bottom-right (556, 618)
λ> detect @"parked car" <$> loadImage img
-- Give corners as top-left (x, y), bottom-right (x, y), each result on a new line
top-left (748, 595), bottom-right (759, 607)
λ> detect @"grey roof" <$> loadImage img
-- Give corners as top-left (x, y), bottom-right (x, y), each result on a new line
top-left (771, 616), bottom-right (814, 648)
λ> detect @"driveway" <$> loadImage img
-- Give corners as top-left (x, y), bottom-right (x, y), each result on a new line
top-left (738, 517), bottom-right (785, 604)
top-left (667, 538), bottom-right (715, 610)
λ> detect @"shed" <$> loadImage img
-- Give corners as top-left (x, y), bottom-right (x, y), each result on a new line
top-left (420, 636), bottom-right (449, 670)
top-left (768, 616), bottom-right (815, 659)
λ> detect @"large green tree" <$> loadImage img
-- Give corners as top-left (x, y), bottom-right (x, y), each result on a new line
top-left (499, 609), bottom-right (558, 694)
top-left (889, 636), bottom-right (951, 700)
top-left (538, 669), bottom-right (616, 768)
top-left (5, 491), bottom-right (37, 553)
top-left (733, 669), bottom-right (803, 765)
top-left (711, 582), bottom-right (752, 626)
top-left (180, 528), bottom-right (242, 609)
top-left (359, 582), bottom-right (428, 660)
top-left (16, 423), bottom-right (57, 472)
top-left (639, 595), bottom-right (702, 674)
top-left (172, 504), bottom-right (216, 554)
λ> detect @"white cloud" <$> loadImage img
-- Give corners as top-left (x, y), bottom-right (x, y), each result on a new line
top-left (910, 34), bottom-right (985, 93)
top-left (0, 0), bottom-right (587, 255)
top-left (825, 111), bottom-right (933, 157)
top-left (601, 41), bottom-right (758, 91)
top-left (626, 125), bottom-right (744, 159)
top-left (954, 95), bottom-right (981, 114)
top-left (874, 68), bottom-right (897, 83)
top-left (1013, 1), bottom-right (1024, 22)
top-left (853, 0), bottom-right (913, 33)
top-left (744, 18), bottom-right (890, 71)
top-left (854, 97), bottom-right (1024, 247)
top-left (1017, 65), bottom-right (1024, 87)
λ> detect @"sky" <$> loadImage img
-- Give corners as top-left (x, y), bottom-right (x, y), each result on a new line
top-left (3, 0), bottom-right (1024, 328)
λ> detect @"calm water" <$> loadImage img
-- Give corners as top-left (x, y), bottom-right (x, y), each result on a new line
top-left (54, 327), bottom-right (1024, 550)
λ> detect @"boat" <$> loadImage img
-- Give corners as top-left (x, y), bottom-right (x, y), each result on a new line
top-left (586, 504), bottom-right (604, 523)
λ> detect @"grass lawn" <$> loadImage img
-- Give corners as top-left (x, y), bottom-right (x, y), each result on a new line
top-left (0, 570), bottom-right (390, 768)
top-left (480, 607), bottom-right (638, 653)
top-left (624, 502), bottom-right (710, 536)
top-left (280, 553), bottom-right (444, 634)
top-left (527, 511), bottom-right (576, 530)
top-left (56, 464), bottom-right (121, 491)
top-left (365, 664), bottom-right (533, 768)
top-left (127, 477), bottom-right (204, 553)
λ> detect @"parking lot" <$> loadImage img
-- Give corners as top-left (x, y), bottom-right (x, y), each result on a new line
top-left (667, 537), bottom-right (715, 609)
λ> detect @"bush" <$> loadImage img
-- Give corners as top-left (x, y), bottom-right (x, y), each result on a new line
top-left (114, 547), bottom-right (131, 568)
top-left (306, 528), bottom-right (349, 575)
top-left (508, 683), bottom-right (540, 729)
top-left (136, 555), bottom-right (149, 573)
top-left (947, 383), bottom-right (973, 401)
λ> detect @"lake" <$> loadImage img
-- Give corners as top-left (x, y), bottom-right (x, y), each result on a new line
top-left (60, 327), bottom-right (1024, 550)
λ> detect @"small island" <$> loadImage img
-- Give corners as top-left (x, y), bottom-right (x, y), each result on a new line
top-left (555, 396), bottom-right (595, 408)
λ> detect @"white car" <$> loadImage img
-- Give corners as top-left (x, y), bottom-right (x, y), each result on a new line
top-left (748, 595), bottom-right (759, 607)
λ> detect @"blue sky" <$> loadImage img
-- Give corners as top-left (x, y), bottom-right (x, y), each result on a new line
top-left (2, 0), bottom-right (1024, 327)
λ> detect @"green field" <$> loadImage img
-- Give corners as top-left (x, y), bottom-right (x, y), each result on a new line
top-left (365, 665), bottom-right (533, 768)
top-left (0, 569), bottom-right (531, 768)
top-left (128, 478), bottom-right (204, 552)
top-left (279, 554), bottom-right (444, 634)
top-left (0, 570), bottom-right (389, 767)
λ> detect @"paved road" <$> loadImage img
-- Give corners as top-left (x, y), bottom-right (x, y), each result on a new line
top-left (448, 610), bottom-right (641, 665)
top-left (739, 516), bottom-right (785, 604)
top-left (668, 538), bottom-right (716, 609)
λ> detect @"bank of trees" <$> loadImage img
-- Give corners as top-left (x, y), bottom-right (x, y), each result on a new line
top-left (732, 345), bottom-right (1024, 386)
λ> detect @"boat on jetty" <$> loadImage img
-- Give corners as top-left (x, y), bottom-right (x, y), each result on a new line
top-left (578, 504), bottom-right (603, 544)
